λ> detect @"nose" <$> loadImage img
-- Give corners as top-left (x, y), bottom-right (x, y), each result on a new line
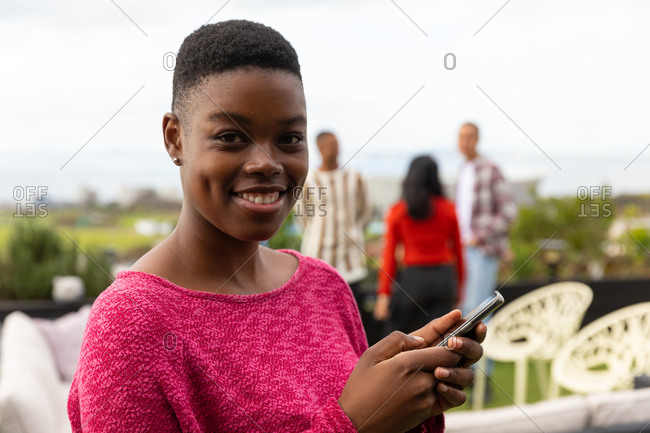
top-left (243, 142), bottom-right (283, 176)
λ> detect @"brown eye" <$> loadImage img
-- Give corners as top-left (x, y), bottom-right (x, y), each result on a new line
top-left (278, 134), bottom-right (303, 146)
top-left (216, 133), bottom-right (246, 144)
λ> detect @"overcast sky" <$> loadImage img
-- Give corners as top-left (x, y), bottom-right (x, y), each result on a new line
top-left (2, 0), bottom-right (649, 204)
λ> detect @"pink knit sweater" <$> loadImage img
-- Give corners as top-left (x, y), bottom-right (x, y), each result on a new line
top-left (68, 250), bottom-right (444, 432)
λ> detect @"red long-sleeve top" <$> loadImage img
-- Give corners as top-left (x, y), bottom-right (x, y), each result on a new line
top-left (378, 197), bottom-right (465, 303)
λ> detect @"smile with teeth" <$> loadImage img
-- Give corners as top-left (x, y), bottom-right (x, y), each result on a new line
top-left (237, 192), bottom-right (281, 204)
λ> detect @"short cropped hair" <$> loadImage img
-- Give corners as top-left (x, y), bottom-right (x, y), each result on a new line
top-left (316, 131), bottom-right (335, 143)
top-left (172, 20), bottom-right (302, 124)
top-left (461, 122), bottom-right (479, 137)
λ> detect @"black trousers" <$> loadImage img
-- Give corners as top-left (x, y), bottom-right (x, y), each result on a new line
top-left (348, 281), bottom-right (364, 312)
top-left (386, 264), bottom-right (456, 335)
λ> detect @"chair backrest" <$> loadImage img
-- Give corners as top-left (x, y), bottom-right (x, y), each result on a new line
top-left (484, 282), bottom-right (593, 361)
top-left (551, 302), bottom-right (650, 394)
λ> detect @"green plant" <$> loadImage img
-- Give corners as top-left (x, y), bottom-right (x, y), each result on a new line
top-left (267, 212), bottom-right (302, 251)
top-left (1, 221), bottom-right (76, 299)
top-left (620, 227), bottom-right (650, 276)
top-left (0, 220), bottom-right (113, 299)
top-left (76, 246), bottom-right (114, 297)
top-left (506, 193), bottom-right (614, 282)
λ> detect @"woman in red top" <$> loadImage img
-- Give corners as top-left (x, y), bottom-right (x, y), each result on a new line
top-left (374, 155), bottom-right (465, 334)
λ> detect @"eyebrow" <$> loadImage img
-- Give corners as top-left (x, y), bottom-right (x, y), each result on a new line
top-left (207, 111), bottom-right (251, 124)
top-left (206, 111), bottom-right (306, 126)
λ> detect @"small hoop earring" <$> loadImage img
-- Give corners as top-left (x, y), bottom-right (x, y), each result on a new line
top-left (172, 157), bottom-right (181, 166)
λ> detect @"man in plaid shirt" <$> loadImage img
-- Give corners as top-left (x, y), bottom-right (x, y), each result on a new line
top-left (455, 122), bottom-right (517, 315)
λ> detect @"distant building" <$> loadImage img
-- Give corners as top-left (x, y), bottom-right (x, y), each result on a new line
top-left (134, 219), bottom-right (174, 236)
top-left (117, 186), bottom-right (182, 210)
top-left (364, 176), bottom-right (402, 218)
top-left (78, 186), bottom-right (98, 207)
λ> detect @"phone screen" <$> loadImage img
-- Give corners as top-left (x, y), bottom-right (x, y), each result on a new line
top-left (436, 291), bottom-right (504, 347)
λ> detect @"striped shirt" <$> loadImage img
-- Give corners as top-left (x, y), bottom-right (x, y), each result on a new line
top-left (295, 169), bottom-right (372, 284)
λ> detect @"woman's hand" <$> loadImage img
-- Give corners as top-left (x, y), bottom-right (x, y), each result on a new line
top-left (338, 331), bottom-right (460, 433)
top-left (410, 310), bottom-right (487, 415)
top-left (338, 310), bottom-right (487, 432)
top-left (338, 329), bottom-right (463, 433)
top-left (373, 294), bottom-right (391, 321)
top-left (428, 338), bottom-right (481, 415)
top-left (410, 309), bottom-right (486, 368)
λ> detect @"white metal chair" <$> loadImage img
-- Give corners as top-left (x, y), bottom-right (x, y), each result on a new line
top-left (550, 302), bottom-right (650, 396)
top-left (473, 282), bottom-right (593, 409)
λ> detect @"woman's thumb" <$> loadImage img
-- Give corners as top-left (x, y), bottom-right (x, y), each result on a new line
top-left (370, 331), bottom-right (426, 364)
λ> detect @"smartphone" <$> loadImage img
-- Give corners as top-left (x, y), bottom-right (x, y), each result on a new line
top-left (436, 291), bottom-right (504, 347)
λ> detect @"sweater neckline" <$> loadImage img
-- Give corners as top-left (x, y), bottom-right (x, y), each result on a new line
top-left (115, 249), bottom-right (305, 303)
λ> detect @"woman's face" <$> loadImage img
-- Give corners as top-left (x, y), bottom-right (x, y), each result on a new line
top-left (172, 67), bottom-right (308, 242)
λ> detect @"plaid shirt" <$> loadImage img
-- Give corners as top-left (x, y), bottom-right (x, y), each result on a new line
top-left (457, 156), bottom-right (517, 257)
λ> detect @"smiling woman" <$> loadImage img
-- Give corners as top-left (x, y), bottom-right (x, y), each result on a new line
top-left (67, 19), bottom-right (486, 433)
top-left (166, 68), bottom-right (309, 248)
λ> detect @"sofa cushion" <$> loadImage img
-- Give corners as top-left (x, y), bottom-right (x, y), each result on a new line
top-left (33, 305), bottom-right (90, 382)
top-left (563, 423), bottom-right (650, 433)
top-left (445, 395), bottom-right (589, 433)
top-left (587, 387), bottom-right (650, 428)
top-left (0, 311), bottom-right (72, 433)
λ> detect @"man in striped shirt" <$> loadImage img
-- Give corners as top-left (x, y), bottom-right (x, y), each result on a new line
top-left (295, 132), bottom-right (372, 307)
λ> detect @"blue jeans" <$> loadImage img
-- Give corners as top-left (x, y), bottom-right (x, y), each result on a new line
top-left (461, 246), bottom-right (500, 319)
